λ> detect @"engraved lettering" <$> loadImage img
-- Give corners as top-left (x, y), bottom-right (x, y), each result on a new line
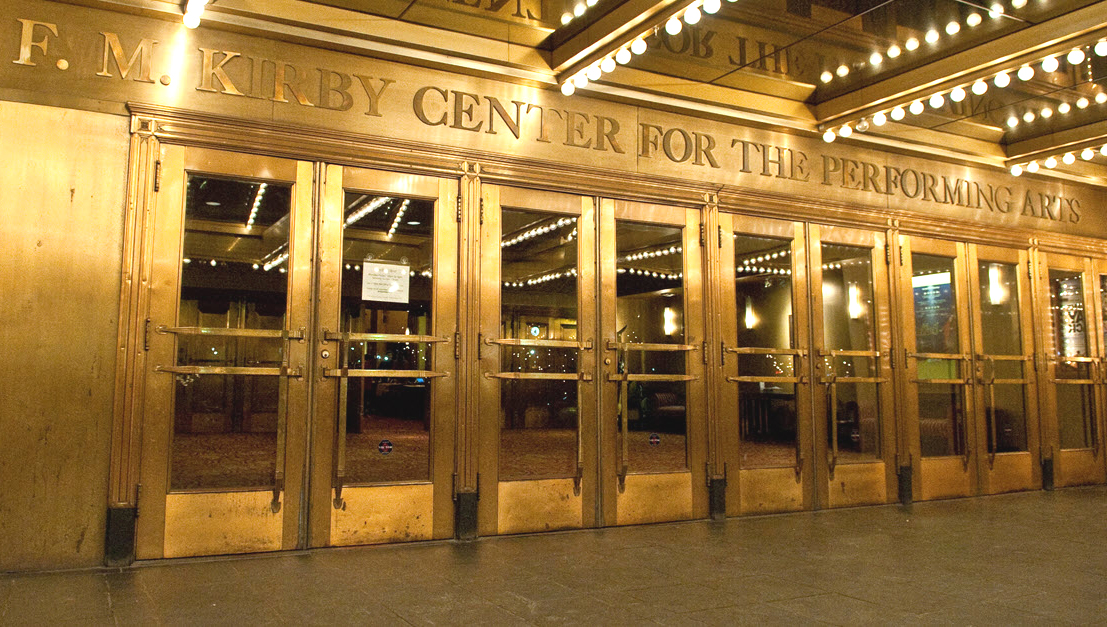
top-left (197, 49), bottom-right (244, 95)
top-left (14, 19), bottom-right (57, 66)
top-left (357, 76), bottom-right (395, 117)
top-left (413, 86), bottom-right (449, 126)
top-left (318, 69), bottom-right (353, 111)
top-left (97, 33), bottom-right (156, 83)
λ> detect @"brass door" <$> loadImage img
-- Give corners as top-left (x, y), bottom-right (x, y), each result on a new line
top-left (720, 215), bottom-right (895, 514)
top-left (476, 188), bottom-right (706, 534)
top-left (1038, 252), bottom-right (1106, 487)
top-left (137, 147), bottom-right (314, 558)
top-left (312, 166), bottom-right (458, 546)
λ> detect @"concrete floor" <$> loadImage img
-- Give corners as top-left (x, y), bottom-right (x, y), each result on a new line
top-left (2, 487), bottom-right (1106, 626)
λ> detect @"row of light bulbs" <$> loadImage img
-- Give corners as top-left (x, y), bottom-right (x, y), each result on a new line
top-left (737, 249), bottom-right (789, 266)
top-left (387, 199), bottom-right (411, 238)
top-left (1010, 144), bottom-right (1107, 176)
top-left (1006, 90), bottom-right (1107, 129)
top-left (560, 0), bottom-right (738, 96)
top-left (820, 0), bottom-right (1031, 86)
top-left (344, 196), bottom-right (391, 228)
top-left (502, 217), bottom-right (577, 248)
top-left (245, 183), bottom-right (267, 228)
top-left (822, 41), bottom-right (1107, 143)
top-left (617, 267), bottom-right (683, 280)
top-left (622, 245), bottom-right (682, 262)
top-left (736, 266), bottom-right (791, 275)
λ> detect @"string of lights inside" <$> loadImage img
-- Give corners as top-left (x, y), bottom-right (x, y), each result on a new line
top-left (559, 0), bottom-right (738, 96)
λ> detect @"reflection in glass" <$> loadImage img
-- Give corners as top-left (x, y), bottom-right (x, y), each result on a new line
top-left (499, 208), bottom-right (579, 480)
top-left (340, 192), bottom-right (435, 484)
top-left (1051, 269), bottom-right (1095, 450)
top-left (171, 175), bottom-right (292, 490)
top-left (616, 221), bottom-right (687, 473)
top-left (733, 233), bottom-right (795, 468)
top-left (911, 254), bottom-right (963, 457)
top-left (821, 243), bottom-right (879, 461)
top-left (977, 261), bottom-right (1027, 453)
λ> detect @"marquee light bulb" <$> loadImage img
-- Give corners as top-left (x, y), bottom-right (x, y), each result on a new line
top-left (1023, 110), bottom-right (1036, 123)
top-left (822, 129), bottom-right (836, 143)
top-left (929, 93), bottom-right (945, 108)
top-left (950, 87), bottom-right (966, 102)
top-left (1041, 107), bottom-right (1053, 119)
top-left (1077, 97), bottom-right (1090, 109)
top-left (1041, 56), bottom-right (1059, 73)
top-left (600, 57), bottom-right (616, 73)
top-left (1063, 152), bottom-right (1076, 165)
top-left (945, 21), bottom-right (960, 35)
top-left (1044, 156), bottom-right (1057, 168)
top-left (972, 81), bottom-right (988, 95)
top-left (890, 106), bottom-right (905, 121)
top-left (820, 71), bottom-right (833, 83)
top-left (183, 12), bottom-right (201, 28)
top-left (872, 111), bottom-right (887, 126)
top-left (994, 71), bottom-right (1010, 88)
top-left (586, 64), bottom-right (601, 81)
top-left (615, 48), bottom-right (631, 65)
top-left (966, 13), bottom-right (982, 27)
top-left (561, 13), bottom-right (572, 24)
top-left (836, 64), bottom-right (849, 77)
top-left (665, 17), bottom-right (682, 35)
top-left (870, 52), bottom-right (883, 66)
top-left (703, 0), bottom-right (722, 14)
top-left (683, 6), bottom-right (701, 24)
top-left (574, 3), bottom-right (586, 17)
top-left (1058, 102), bottom-right (1071, 114)
top-left (1096, 41), bottom-right (1107, 57)
top-left (631, 38), bottom-right (647, 55)
top-left (1010, 165), bottom-right (1023, 176)
top-left (838, 124), bottom-right (852, 138)
top-left (887, 45), bottom-right (901, 59)
top-left (1006, 116), bottom-right (1018, 128)
top-left (1068, 48), bottom-right (1086, 65)
top-left (989, 3), bottom-right (1004, 18)
top-left (905, 37), bottom-right (919, 51)
top-left (1082, 148), bottom-right (1095, 160)
top-left (909, 100), bottom-right (924, 115)
top-left (1097, 92), bottom-right (1107, 104)
top-left (1027, 161), bottom-right (1039, 173)
top-left (1017, 66), bottom-right (1034, 81)
top-left (1012, 0), bottom-right (1026, 7)
top-left (925, 29), bottom-right (939, 44)
top-left (572, 74), bottom-right (588, 88)
top-left (560, 82), bottom-right (575, 96)
top-left (1101, 144), bottom-right (1107, 156)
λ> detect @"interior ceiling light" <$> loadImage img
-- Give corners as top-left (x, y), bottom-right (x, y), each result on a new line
top-left (1057, 102), bottom-right (1071, 114)
top-left (925, 29), bottom-right (940, 44)
top-left (182, 0), bottom-right (208, 28)
top-left (989, 3), bottom-right (1004, 18)
top-left (966, 13), bottom-right (982, 27)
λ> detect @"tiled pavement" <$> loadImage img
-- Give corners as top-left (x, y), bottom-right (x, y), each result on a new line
top-left (2, 487), bottom-right (1106, 625)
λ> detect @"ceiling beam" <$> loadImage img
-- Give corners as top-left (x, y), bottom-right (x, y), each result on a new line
top-left (814, 1), bottom-right (1107, 126)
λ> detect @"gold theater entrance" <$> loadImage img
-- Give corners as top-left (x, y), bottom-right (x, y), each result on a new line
top-left (477, 187), bottom-right (707, 534)
top-left (719, 215), bottom-right (896, 514)
top-left (136, 148), bottom-right (459, 558)
top-left (899, 237), bottom-right (1039, 501)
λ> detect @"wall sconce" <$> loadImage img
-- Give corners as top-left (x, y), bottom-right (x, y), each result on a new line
top-left (743, 297), bottom-right (758, 329)
top-left (988, 263), bottom-right (1009, 305)
top-left (663, 307), bottom-right (678, 336)
top-left (848, 283), bottom-right (864, 319)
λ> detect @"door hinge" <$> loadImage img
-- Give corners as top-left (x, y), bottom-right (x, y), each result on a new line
top-left (143, 318), bottom-right (151, 351)
top-left (153, 160), bottom-right (162, 192)
top-left (454, 331), bottom-right (461, 360)
top-left (703, 340), bottom-right (709, 365)
top-left (899, 246), bottom-right (905, 266)
top-left (477, 332), bottom-right (483, 360)
top-left (699, 224), bottom-right (706, 247)
top-left (456, 194), bottom-right (462, 223)
top-left (884, 243), bottom-right (892, 265)
top-left (134, 483), bottom-right (142, 514)
top-left (479, 197), bottom-right (485, 225)
top-left (718, 226), bottom-right (724, 248)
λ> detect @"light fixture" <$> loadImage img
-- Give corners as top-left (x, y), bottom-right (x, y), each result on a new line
top-left (822, 129), bottom-right (836, 142)
top-left (838, 124), bottom-right (852, 138)
top-left (1102, 145), bottom-right (1107, 157)
top-left (929, 93), bottom-right (945, 108)
top-left (848, 283), bottom-right (864, 319)
top-left (988, 264), bottom-right (1009, 305)
top-left (1026, 161), bottom-right (1039, 173)
top-left (966, 13), bottom-right (982, 27)
top-left (909, 100), bottom-right (924, 115)
top-left (1012, 0), bottom-right (1026, 7)
top-left (560, 82), bottom-right (575, 96)
top-left (989, 3), bottom-right (1004, 18)
top-left (631, 38), bottom-right (647, 55)
top-left (925, 29), bottom-right (939, 44)
top-left (615, 48), bottom-right (631, 64)
top-left (1041, 107), bottom-right (1053, 119)
top-left (1063, 152), bottom-right (1076, 165)
top-left (1097, 93), bottom-right (1107, 104)
top-left (836, 64), bottom-right (849, 77)
top-left (869, 52), bottom-right (883, 66)
top-left (703, 0), bottom-right (721, 13)
top-left (1058, 102), bottom-right (1071, 114)
top-left (1023, 110), bottom-right (1036, 123)
top-left (994, 71), bottom-right (1010, 88)
top-left (600, 57), bottom-right (616, 73)
top-left (663, 307), bottom-right (678, 336)
top-left (1077, 97), bottom-right (1090, 109)
top-left (971, 80), bottom-right (988, 95)
top-left (905, 37), bottom-right (920, 51)
top-left (820, 71), bottom-right (833, 83)
top-left (1017, 65), bottom-right (1034, 81)
top-left (744, 297), bottom-right (758, 329)
top-left (683, 5), bottom-right (701, 24)
top-left (950, 87), bottom-right (966, 102)
top-left (1068, 48), bottom-right (1086, 65)
top-left (872, 111), bottom-right (887, 126)
top-left (665, 17), bottom-right (682, 35)
top-left (1041, 56), bottom-right (1059, 73)
top-left (1096, 40), bottom-right (1107, 57)
top-left (945, 21), bottom-right (960, 36)
top-left (890, 106), bottom-right (905, 121)
top-left (1010, 164), bottom-right (1023, 176)
top-left (887, 45), bottom-right (901, 59)
top-left (585, 64), bottom-right (601, 81)
top-left (574, 2), bottom-right (586, 17)
top-left (1044, 156), bottom-right (1058, 169)
top-left (1081, 148), bottom-right (1095, 160)
top-left (1006, 116), bottom-right (1018, 128)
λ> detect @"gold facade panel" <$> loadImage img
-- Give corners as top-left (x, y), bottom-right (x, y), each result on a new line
top-left (616, 473), bottom-right (694, 526)
top-left (737, 468), bottom-right (803, 514)
top-left (826, 463), bottom-right (889, 508)
top-left (1056, 450), bottom-right (1107, 487)
top-left (163, 491), bottom-right (283, 558)
top-left (919, 458), bottom-right (973, 501)
top-left (984, 453), bottom-right (1035, 494)
top-left (497, 479), bottom-right (583, 535)
top-left (330, 484), bottom-right (435, 546)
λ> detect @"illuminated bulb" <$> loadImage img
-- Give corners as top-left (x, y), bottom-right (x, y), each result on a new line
top-left (925, 30), bottom-right (939, 44)
top-left (574, 3), bottom-right (585, 17)
top-left (873, 111), bottom-right (887, 126)
top-left (989, 3), bottom-right (1004, 18)
top-left (1012, 0), bottom-right (1026, 7)
top-left (1096, 41), bottom-right (1107, 57)
top-left (183, 12), bottom-right (201, 28)
top-left (600, 57), bottom-right (616, 73)
top-left (1017, 65), bottom-right (1034, 81)
top-left (945, 21), bottom-right (960, 35)
top-left (870, 52), bottom-right (883, 66)
top-left (683, 6), bottom-right (701, 24)
top-left (890, 106), bottom-right (905, 121)
top-left (1097, 93), bottom-right (1107, 104)
top-left (820, 71), bottom-right (833, 83)
top-left (1102, 145), bottom-right (1107, 156)
top-left (631, 38), bottom-right (647, 55)
top-left (572, 73), bottom-right (588, 88)
top-left (836, 64), bottom-right (849, 77)
top-left (1027, 161), bottom-right (1039, 173)
top-left (994, 71), bottom-right (1010, 88)
top-left (966, 13), bottom-right (981, 27)
top-left (1044, 156), bottom-right (1057, 168)
top-left (1068, 48), bottom-right (1086, 65)
top-left (560, 82), bottom-right (575, 96)
top-left (909, 100), bottom-right (924, 115)
top-left (1077, 97), bottom-right (1090, 109)
top-left (929, 93), bottom-right (945, 108)
top-left (1058, 102), bottom-right (1071, 114)
top-left (665, 17), bottom-right (682, 35)
top-left (586, 64), bottom-right (601, 81)
top-left (972, 80), bottom-right (988, 95)
top-left (838, 124), bottom-right (852, 138)
top-left (822, 129), bottom-right (836, 143)
top-left (1006, 116), bottom-right (1018, 128)
top-left (1010, 164), bottom-right (1023, 176)
top-left (616, 48), bottom-right (631, 64)
top-left (950, 87), bottom-right (966, 102)
top-left (561, 12), bottom-right (572, 24)
top-left (1041, 107), bottom-right (1053, 118)
top-left (887, 45), bottom-right (901, 59)
top-left (703, 0), bottom-right (721, 13)
top-left (905, 37), bottom-right (920, 51)
top-left (1041, 56), bottom-right (1059, 73)
top-left (586, 0), bottom-right (597, 6)
top-left (1023, 110), bottom-right (1036, 123)
top-left (1063, 152), bottom-right (1076, 165)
